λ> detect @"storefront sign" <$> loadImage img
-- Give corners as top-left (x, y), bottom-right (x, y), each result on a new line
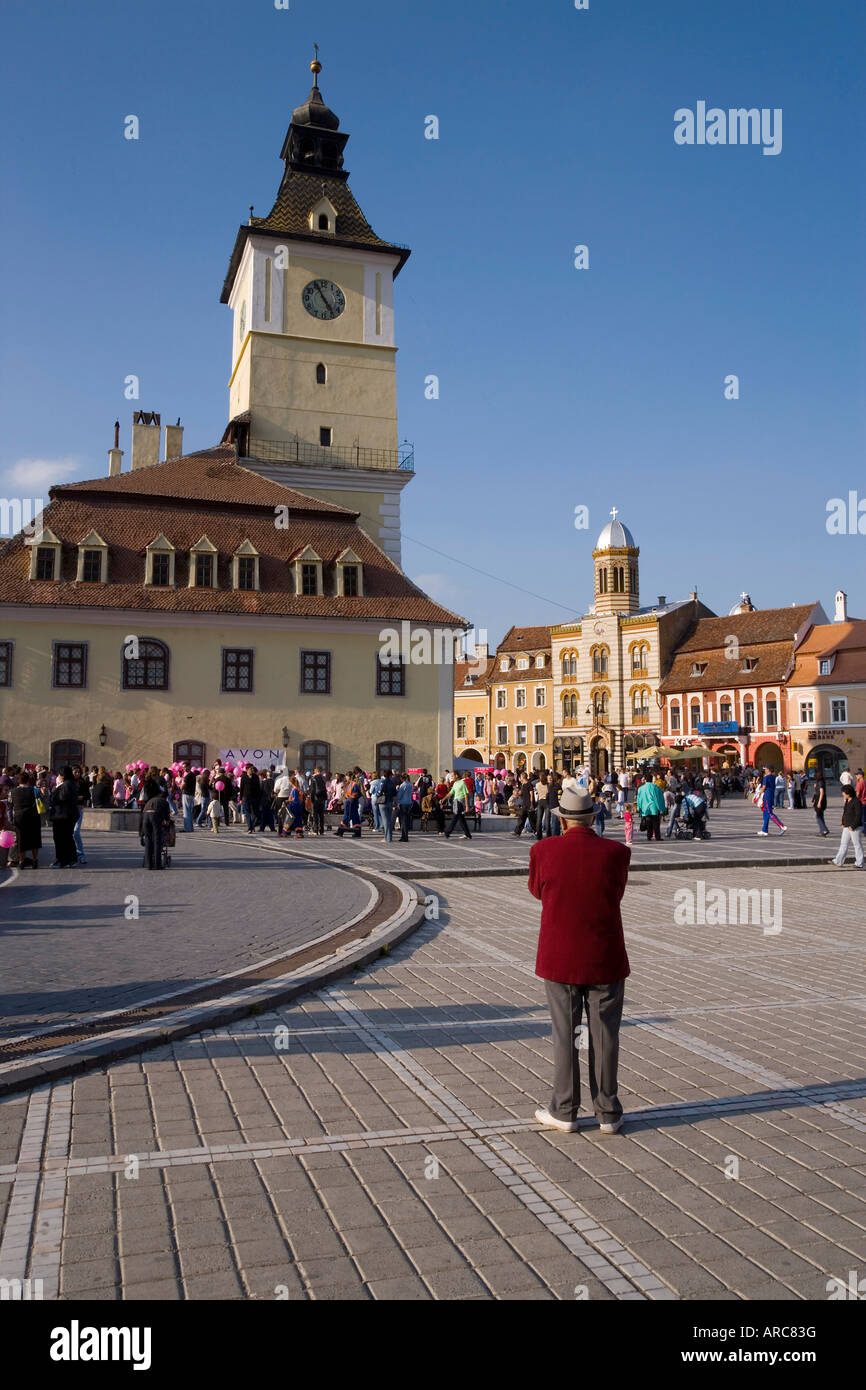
top-left (697, 721), bottom-right (739, 735)
top-left (808, 730), bottom-right (838, 741)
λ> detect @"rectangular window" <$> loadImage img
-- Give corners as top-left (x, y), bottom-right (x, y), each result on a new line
top-left (377, 656), bottom-right (406, 696)
top-left (301, 563), bottom-right (318, 595)
top-left (151, 553), bottom-right (170, 586)
top-left (264, 257), bottom-right (272, 322)
top-left (496, 689), bottom-right (506, 709)
top-left (342, 565), bottom-right (358, 596)
top-left (719, 700), bottom-right (732, 722)
top-left (474, 716), bottom-right (485, 739)
top-left (799, 700), bottom-right (814, 725)
top-left (670, 705), bottom-right (680, 731)
top-left (690, 705), bottom-right (701, 730)
top-left (36, 547), bottom-right (55, 580)
top-left (301, 650), bottom-right (331, 694)
top-left (766, 698), bottom-right (778, 728)
top-left (237, 556), bottom-right (256, 591)
top-left (515, 688), bottom-right (526, 709)
top-left (82, 549), bottom-right (102, 582)
top-left (831, 698), bottom-right (847, 724)
top-left (496, 725), bottom-right (507, 745)
top-left (819, 659), bottom-right (831, 675)
top-left (515, 726), bottom-right (527, 746)
top-left (535, 687), bottom-right (545, 707)
top-left (222, 648), bottom-right (253, 693)
top-left (456, 717), bottom-right (467, 738)
top-left (743, 700), bottom-right (755, 728)
top-left (534, 724), bottom-right (545, 744)
top-left (0, 641), bottom-right (12, 687)
top-left (54, 642), bottom-right (87, 689)
top-left (195, 553), bottom-right (214, 587)
top-left (319, 427), bottom-right (332, 447)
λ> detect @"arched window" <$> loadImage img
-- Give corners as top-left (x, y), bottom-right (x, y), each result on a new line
top-left (598, 568), bottom-right (608, 594)
top-left (592, 646), bottom-right (609, 678)
top-left (50, 739), bottom-right (84, 771)
top-left (690, 702), bottom-right (701, 731)
top-left (316, 362), bottom-right (327, 384)
top-left (122, 637), bottom-right (169, 690)
top-left (174, 741), bottom-right (206, 765)
top-left (375, 741), bottom-right (405, 776)
top-left (318, 213), bottom-right (329, 229)
top-left (300, 740), bottom-right (330, 775)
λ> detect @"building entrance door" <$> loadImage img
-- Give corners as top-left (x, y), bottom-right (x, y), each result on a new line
top-left (590, 738), bottom-right (608, 778)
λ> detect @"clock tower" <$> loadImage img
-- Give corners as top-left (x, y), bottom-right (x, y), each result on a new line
top-left (220, 54), bottom-right (413, 564)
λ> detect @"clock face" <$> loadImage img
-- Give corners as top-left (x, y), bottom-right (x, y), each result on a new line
top-left (594, 623), bottom-right (605, 636)
top-left (302, 279), bottom-right (346, 320)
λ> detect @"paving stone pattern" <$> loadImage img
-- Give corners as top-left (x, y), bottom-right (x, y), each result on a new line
top-left (0, 834), bottom-right (370, 1039)
top-left (0, 860), bottom-right (863, 1300)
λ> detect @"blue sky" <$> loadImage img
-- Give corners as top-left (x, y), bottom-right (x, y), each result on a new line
top-left (2, 0), bottom-right (863, 644)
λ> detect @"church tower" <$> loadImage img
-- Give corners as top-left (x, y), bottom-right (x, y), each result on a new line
top-left (220, 53), bottom-right (412, 565)
top-left (592, 509), bottom-right (640, 615)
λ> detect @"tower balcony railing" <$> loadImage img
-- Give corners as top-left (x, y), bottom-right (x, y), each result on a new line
top-left (249, 437), bottom-right (414, 472)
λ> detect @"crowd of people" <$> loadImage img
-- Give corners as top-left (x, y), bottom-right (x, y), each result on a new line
top-left (1, 757), bottom-right (864, 870)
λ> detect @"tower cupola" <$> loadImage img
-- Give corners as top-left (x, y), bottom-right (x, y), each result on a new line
top-left (592, 507), bottom-right (640, 615)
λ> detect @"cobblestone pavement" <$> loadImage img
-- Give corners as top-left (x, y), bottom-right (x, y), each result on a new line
top-left (0, 834), bottom-right (371, 1040)
top-left (0, 858), bottom-right (863, 1301)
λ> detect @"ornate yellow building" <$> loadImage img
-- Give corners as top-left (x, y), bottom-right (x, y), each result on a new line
top-left (551, 511), bottom-right (712, 775)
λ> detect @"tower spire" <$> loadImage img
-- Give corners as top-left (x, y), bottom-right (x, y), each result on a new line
top-left (311, 44), bottom-right (321, 88)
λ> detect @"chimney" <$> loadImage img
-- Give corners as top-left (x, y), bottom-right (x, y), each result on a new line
top-left (108, 419), bottom-right (123, 477)
top-left (131, 411), bottom-right (161, 470)
top-left (657, 595), bottom-right (666, 607)
top-left (835, 589), bottom-right (848, 623)
top-left (474, 641), bottom-right (489, 663)
top-left (689, 589), bottom-right (698, 602)
top-left (164, 418), bottom-right (184, 460)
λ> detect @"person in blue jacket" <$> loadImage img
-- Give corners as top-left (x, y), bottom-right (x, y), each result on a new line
top-left (758, 764), bottom-right (787, 836)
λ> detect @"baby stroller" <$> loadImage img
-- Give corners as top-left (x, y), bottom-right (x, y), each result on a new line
top-left (680, 796), bottom-right (710, 840)
top-left (141, 818), bottom-right (174, 868)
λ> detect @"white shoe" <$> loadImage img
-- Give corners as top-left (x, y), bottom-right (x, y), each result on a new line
top-left (757, 831), bottom-right (768, 836)
top-left (598, 1117), bottom-right (623, 1134)
top-left (534, 1107), bottom-right (579, 1133)
top-left (778, 826), bottom-right (787, 835)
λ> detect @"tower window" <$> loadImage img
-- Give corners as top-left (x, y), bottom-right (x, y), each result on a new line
top-left (318, 213), bottom-right (329, 230)
top-left (320, 427), bottom-right (332, 447)
top-left (316, 363), bottom-right (327, 385)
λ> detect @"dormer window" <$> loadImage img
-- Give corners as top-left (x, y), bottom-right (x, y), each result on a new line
top-left (28, 527), bottom-right (61, 581)
top-left (308, 196), bottom-right (338, 236)
top-left (690, 661), bottom-right (707, 677)
top-left (231, 540), bottom-right (260, 592)
top-left (334, 548), bottom-right (363, 597)
top-left (145, 534), bottom-right (176, 587)
top-left (819, 658), bottom-right (832, 675)
top-left (535, 655), bottom-right (545, 667)
top-left (500, 658), bottom-right (509, 672)
top-left (292, 545), bottom-right (323, 597)
top-left (741, 657), bottom-right (758, 672)
top-left (188, 536), bottom-right (218, 589)
top-left (76, 530), bottom-right (108, 583)
top-left (517, 657), bottom-right (529, 670)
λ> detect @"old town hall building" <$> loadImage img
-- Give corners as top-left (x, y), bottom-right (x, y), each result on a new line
top-left (0, 59), bottom-right (466, 774)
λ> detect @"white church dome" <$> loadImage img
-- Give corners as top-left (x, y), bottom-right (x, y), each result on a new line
top-left (728, 592), bottom-right (756, 615)
top-left (596, 510), bottom-right (636, 550)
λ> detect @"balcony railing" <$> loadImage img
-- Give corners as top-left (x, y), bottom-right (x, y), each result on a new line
top-left (249, 437), bottom-right (414, 472)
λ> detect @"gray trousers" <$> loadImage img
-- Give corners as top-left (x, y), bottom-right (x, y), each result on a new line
top-left (544, 979), bottom-right (625, 1124)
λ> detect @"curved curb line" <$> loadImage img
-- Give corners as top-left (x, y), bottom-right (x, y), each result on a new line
top-left (389, 854), bottom-right (835, 879)
top-left (0, 871), bottom-right (425, 1099)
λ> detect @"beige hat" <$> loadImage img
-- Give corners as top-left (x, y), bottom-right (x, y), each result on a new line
top-left (553, 787), bottom-right (595, 818)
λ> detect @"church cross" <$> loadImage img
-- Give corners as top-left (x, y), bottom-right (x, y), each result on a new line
top-left (610, 506), bottom-right (618, 521)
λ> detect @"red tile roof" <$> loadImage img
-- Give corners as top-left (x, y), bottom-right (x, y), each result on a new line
top-left (0, 446), bottom-right (468, 626)
top-left (674, 605), bottom-right (819, 653)
top-left (789, 620), bottom-right (866, 686)
top-left (497, 624), bottom-right (553, 653)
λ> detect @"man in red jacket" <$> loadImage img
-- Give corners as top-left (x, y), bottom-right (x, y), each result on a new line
top-left (528, 786), bottom-right (631, 1134)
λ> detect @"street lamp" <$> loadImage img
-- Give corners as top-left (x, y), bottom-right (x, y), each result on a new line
top-left (281, 726), bottom-right (290, 749)
top-left (98, 724), bottom-right (107, 747)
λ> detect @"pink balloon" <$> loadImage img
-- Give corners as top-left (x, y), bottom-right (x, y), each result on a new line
top-left (214, 780), bottom-right (225, 791)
